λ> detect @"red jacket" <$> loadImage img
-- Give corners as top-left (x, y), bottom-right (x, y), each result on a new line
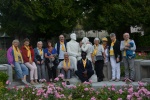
top-left (21, 46), bottom-right (34, 63)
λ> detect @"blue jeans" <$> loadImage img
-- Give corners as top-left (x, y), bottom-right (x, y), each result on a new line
top-left (14, 62), bottom-right (29, 79)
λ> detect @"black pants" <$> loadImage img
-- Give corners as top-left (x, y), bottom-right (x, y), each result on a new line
top-left (95, 60), bottom-right (104, 80)
top-left (75, 70), bottom-right (94, 82)
top-left (46, 63), bottom-right (57, 80)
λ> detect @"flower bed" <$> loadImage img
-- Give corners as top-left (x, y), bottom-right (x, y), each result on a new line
top-left (0, 74), bottom-right (150, 100)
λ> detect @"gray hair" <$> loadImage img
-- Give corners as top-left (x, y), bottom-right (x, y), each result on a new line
top-left (12, 39), bottom-right (19, 45)
top-left (64, 52), bottom-right (69, 56)
top-left (124, 33), bottom-right (130, 36)
top-left (37, 41), bottom-right (43, 45)
top-left (110, 33), bottom-right (116, 37)
top-left (94, 37), bottom-right (100, 43)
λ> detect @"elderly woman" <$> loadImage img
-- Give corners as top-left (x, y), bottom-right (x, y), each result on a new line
top-left (7, 39), bottom-right (29, 85)
top-left (21, 38), bottom-right (38, 85)
top-left (44, 40), bottom-right (57, 82)
top-left (34, 41), bottom-right (46, 82)
top-left (108, 33), bottom-right (122, 82)
top-left (91, 38), bottom-right (105, 82)
top-left (102, 37), bottom-right (109, 63)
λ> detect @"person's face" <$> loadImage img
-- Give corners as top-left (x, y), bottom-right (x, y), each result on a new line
top-left (37, 43), bottom-right (42, 49)
top-left (64, 54), bottom-right (69, 60)
top-left (14, 42), bottom-right (19, 47)
top-left (94, 40), bottom-right (99, 45)
top-left (24, 41), bottom-right (30, 46)
top-left (110, 36), bottom-right (116, 41)
top-left (59, 35), bottom-right (64, 42)
top-left (123, 34), bottom-right (130, 40)
top-left (48, 47), bottom-right (53, 52)
top-left (48, 42), bottom-right (52, 47)
top-left (102, 41), bottom-right (107, 45)
top-left (81, 52), bottom-right (87, 60)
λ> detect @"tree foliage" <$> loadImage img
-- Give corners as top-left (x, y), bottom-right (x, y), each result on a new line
top-left (0, 0), bottom-right (83, 37)
top-left (82, 0), bottom-right (150, 34)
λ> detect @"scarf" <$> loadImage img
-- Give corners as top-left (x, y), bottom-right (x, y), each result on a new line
top-left (92, 45), bottom-right (98, 56)
top-left (124, 39), bottom-right (130, 56)
top-left (12, 45), bottom-right (23, 63)
top-left (63, 59), bottom-right (70, 68)
top-left (82, 59), bottom-right (87, 68)
top-left (38, 48), bottom-right (43, 56)
top-left (110, 39), bottom-right (116, 56)
top-left (111, 39), bottom-right (116, 47)
top-left (24, 46), bottom-right (31, 60)
top-left (60, 41), bottom-right (66, 52)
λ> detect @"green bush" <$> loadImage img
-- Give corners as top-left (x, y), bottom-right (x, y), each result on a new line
top-left (0, 50), bottom-right (7, 64)
top-left (0, 72), bottom-right (8, 85)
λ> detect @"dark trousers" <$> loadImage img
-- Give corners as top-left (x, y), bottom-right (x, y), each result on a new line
top-left (75, 70), bottom-right (94, 82)
top-left (46, 65), bottom-right (56, 80)
top-left (95, 60), bottom-right (104, 79)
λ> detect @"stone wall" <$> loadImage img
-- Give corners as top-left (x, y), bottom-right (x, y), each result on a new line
top-left (0, 59), bottom-right (150, 83)
top-left (105, 59), bottom-right (150, 81)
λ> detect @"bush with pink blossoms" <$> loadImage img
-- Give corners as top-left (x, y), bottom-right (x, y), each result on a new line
top-left (0, 74), bottom-right (150, 100)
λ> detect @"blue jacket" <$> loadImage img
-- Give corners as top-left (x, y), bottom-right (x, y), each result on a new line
top-left (34, 48), bottom-right (45, 63)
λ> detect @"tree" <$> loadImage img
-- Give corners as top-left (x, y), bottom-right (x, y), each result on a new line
top-left (0, 0), bottom-right (83, 38)
top-left (82, 0), bottom-right (150, 39)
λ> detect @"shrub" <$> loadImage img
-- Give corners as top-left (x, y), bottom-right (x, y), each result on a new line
top-left (0, 50), bottom-right (7, 64)
top-left (0, 74), bottom-right (150, 100)
top-left (0, 72), bottom-right (8, 85)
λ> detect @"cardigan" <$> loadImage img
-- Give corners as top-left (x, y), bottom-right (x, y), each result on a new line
top-left (21, 46), bottom-right (34, 63)
top-left (108, 40), bottom-right (122, 62)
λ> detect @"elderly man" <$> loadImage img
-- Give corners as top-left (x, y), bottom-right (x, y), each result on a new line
top-left (120, 33), bottom-right (136, 81)
top-left (58, 52), bottom-right (74, 85)
top-left (34, 41), bottom-right (46, 82)
top-left (55, 35), bottom-right (67, 62)
top-left (75, 51), bottom-right (94, 83)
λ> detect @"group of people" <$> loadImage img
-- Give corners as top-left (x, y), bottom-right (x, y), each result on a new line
top-left (6, 32), bottom-right (136, 85)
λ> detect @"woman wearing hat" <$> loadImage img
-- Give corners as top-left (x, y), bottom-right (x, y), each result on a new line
top-left (102, 37), bottom-right (109, 63)
top-left (21, 38), bottom-right (38, 85)
top-left (92, 38), bottom-right (106, 82)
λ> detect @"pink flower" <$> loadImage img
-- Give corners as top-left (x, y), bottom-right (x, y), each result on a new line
top-left (89, 80), bottom-right (93, 83)
top-left (119, 89), bottom-right (123, 94)
top-left (91, 96), bottom-right (96, 100)
top-left (58, 74), bottom-right (64, 79)
top-left (54, 77), bottom-right (59, 81)
top-left (83, 81), bottom-right (91, 85)
top-left (111, 87), bottom-right (115, 91)
top-left (117, 98), bottom-right (122, 100)
top-left (84, 88), bottom-right (89, 91)
top-left (62, 82), bottom-right (66, 87)
top-left (134, 92), bottom-right (139, 98)
top-left (107, 98), bottom-right (111, 100)
top-left (138, 53), bottom-right (141, 56)
top-left (127, 95), bottom-right (132, 100)
top-left (137, 97), bottom-right (142, 100)
top-left (6, 80), bottom-right (10, 85)
top-left (138, 81), bottom-right (144, 87)
top-left (128, 87), bottom-right (133, 94)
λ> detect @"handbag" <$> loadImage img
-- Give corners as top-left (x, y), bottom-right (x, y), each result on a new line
top-left (96, 55), bottom-right (104, 61)
top-left (36, 55), bottom-right (42, 62)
